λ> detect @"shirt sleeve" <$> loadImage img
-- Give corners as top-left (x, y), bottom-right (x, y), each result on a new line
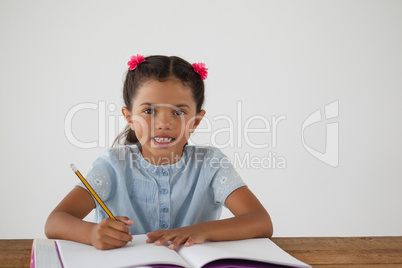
top-left (77, 150), bottom-right (117, 204)
top-left (206, 147), bottom-right (247, 207)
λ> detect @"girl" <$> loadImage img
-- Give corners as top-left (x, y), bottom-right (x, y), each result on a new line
top-left (45, 55), bottom-right (273, 250)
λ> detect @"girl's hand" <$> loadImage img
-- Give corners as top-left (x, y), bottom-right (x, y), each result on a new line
top-left (89, 216), bottom-right (134, 250)
top-left (146, 225), bottom-right (206, 250)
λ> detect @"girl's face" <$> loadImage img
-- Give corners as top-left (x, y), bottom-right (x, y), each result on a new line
top-left (122, 79), bottom-right (205, 165)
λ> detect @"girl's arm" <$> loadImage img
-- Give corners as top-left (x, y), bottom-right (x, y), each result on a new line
top-left (45, 186), bottom-right (133, 250)
top-left (146, 186), bottom-right (273, 249)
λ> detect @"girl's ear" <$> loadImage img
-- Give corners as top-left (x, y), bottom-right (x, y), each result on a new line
top-left (191, 109), bottom-right (206, 132)
top-left (122, 107), bottom-right (135, 130)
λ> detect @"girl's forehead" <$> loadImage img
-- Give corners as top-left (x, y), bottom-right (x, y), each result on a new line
top-left (134, 79), bottom-right (195, 106)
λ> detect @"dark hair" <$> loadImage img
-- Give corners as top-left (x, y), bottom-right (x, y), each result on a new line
top-left (112, 55), bottom-right (205, 147)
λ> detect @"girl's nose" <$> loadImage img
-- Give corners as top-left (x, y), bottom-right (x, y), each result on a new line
top-left (154, 112), bottom-right (173, 130)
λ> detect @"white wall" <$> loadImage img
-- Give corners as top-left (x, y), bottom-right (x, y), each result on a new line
top-left (1, 0), bottom-right (401, 239)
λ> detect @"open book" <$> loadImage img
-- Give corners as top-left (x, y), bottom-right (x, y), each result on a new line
top-left (51, 235), bottom-right (310, 268)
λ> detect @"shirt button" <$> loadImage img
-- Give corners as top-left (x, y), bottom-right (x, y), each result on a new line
top-left (162, 170), bottom-right (168, 176)
top-left (160, 222), bottom-right (168, 229)
top-left (160, 207), bottom-right (169, 213)
top-left (160, 188), bottom-right (169, 195)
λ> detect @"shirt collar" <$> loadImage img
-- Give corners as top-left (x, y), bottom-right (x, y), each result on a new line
top-left (128, 145), bottom-right (189, 174)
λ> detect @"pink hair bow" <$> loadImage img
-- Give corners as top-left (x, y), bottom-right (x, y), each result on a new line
top-left (127, 54), bottom-right (146, 70)
top-left (192, 62), bottom-right (208, 80)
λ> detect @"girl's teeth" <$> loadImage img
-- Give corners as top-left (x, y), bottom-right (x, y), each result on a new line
top-left (155, 137), bottom-right (173, 143)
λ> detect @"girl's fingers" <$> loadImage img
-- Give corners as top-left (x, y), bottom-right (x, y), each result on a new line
top-left (155, 233), bottom-right (176, 246)
top-left (146, 231), bottom-right (163, 243)
top-left (92, 217), bottom-right (134, 250)
top-left (109, 218), bottom-right (131, 233)
top-left (116, 216), bottom-right (134, 226)
top-left (184, 236), bottom-right (195, 247)
top-left (146, 228), bottom-right (203, 249)
top-left (92, 229), bottom-right (130, 250)
top-left (104, 226), bottom-right (133, 243)
top-left (168, 235), bottom-right (187, 249)
top-left (102, 218), bottom-right (131, 238)
top-left (101, 234), bottom-right (130, 249)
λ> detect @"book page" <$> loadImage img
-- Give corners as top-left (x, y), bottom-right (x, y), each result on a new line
top-left (177, 238), bottom-right (311, 268)
top-left (34, 239), bottom-right (63, 268)
top-left (57, 234), bottom-right (188, 268)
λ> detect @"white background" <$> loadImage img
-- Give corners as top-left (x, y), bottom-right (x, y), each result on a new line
top-left (1, 0), bottom-right (401, 239)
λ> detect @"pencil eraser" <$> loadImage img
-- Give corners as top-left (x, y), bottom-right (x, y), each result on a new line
top-left (70, 164), bottom-right (78, 172)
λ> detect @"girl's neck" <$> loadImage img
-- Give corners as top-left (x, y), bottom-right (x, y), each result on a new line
top-left (139, 147), bottom-right (184, 166)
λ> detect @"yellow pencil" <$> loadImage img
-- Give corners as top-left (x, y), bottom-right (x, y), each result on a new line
top-left (70, 163), bottom-right (116, 220)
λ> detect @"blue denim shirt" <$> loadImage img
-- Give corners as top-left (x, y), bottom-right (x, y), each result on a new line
top-left (78, 145), bottom-right (246, 235)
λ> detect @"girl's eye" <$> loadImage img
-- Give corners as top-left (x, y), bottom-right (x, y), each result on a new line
top-left (174, 109), bottom-right (186, 116)
top-left (143, 108), bottom-right (185, 115)
top-left (144, 108), bottom-right (155, 114)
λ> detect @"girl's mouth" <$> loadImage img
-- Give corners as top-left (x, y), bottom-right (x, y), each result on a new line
top-left (152, 137), bottom-right (176, 147)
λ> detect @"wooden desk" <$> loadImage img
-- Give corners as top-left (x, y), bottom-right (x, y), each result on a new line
top-left (1, 237), bottom-right (401, 268)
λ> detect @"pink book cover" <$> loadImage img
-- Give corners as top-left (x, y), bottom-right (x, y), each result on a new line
top-left (30, 241), bottom-right (35, 268)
